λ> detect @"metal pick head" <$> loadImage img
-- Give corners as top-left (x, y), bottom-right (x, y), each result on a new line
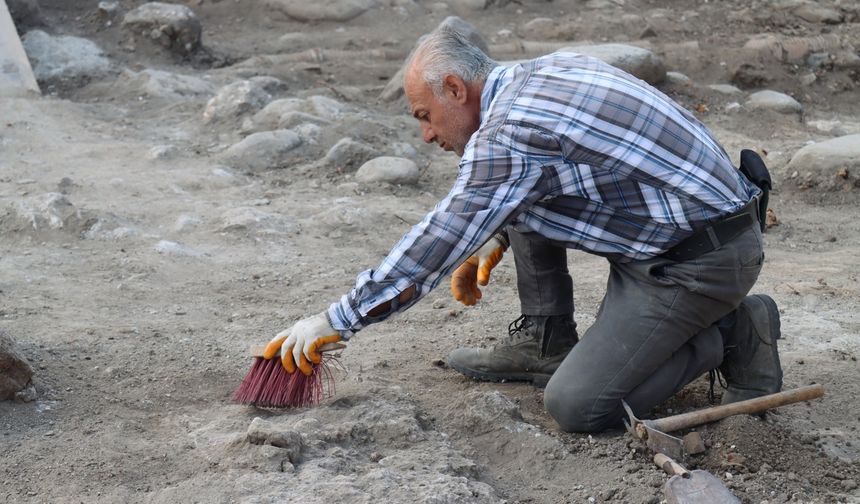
top-left (622, 400), bottom-right (686, 460)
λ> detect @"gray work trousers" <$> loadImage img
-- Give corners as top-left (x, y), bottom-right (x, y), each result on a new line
top-left (508, 222), bottom-right (764, 432)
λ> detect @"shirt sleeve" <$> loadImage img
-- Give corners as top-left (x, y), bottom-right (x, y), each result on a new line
top-left (326, 123), bottom-right (552, 338)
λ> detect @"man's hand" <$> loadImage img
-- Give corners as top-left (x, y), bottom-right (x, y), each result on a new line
top-left (450, 234), bottom-right (508, 306)
top-left (263, 312), bottom-right (341, 376)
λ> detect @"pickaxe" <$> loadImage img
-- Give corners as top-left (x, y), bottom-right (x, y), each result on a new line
top-left (623, 384), bottom-right (825, 459)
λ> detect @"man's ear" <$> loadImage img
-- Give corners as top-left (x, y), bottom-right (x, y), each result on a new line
top-left (442, 74), bottom-right (468, 105)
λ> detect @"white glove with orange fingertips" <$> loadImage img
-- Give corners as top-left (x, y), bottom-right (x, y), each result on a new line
top-left (263, 312), bottom-right (342, 376)
top-left (450, 234), bottom-right (508, 306)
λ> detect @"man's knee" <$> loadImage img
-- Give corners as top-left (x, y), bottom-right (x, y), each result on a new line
top-left (543, 378), bottom-right (618, 433)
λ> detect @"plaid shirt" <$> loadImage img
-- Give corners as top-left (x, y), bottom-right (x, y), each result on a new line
top-left (328, 51), bottom-right (758, 336)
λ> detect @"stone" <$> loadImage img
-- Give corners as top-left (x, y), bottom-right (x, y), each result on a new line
top-left (356, 156), bottom-right (420, 184)
top-left (148, 144), bottom-right (177, 160)
top-left (793, 4), bottom-right (843, 24)
top-left (518, 17), bottom-right (567, 40)
top-left (203, 80), bottom-right (272, 124)
top-left (745, 90), bottom-right (802, 114)
top-left (799, 73), bottom-right (816, 86)
top-left (390, 142), bottom-right (418, 159)
top-left (306, 95), bottom-right (348, 120)
top-left (15, 193), bottom-right (86, 231)
top-left (220, 207), bottom-right (289, 233)
top-left (15, 385), bottom-right (37, 402)
top-left (665, 71), bottom-right (691, 85)
top-left (708, 84), bottom-right (743, 95)
top-left (293, 123), bottom-right (322, 142)
top-left (247, 98), bottom-right (308, 131)
top-left (0, 330), bottom-right (34, 401)
top-left (448, 0), bottom-right (490, 10)
top-left (221, 130), bottom-right (303, 172)
top-left (731, 63), bottom-right (770, 88)
top-left (561, 44), bottom-right (666, 84)
top-left (154, 240), bottom-right (199, 256)
top-left (806, 52), bottom-right (831, 70)
top-left (249, 75), bottom-right (288, 94)
top-left (116, 69), bottom-right (215, 99)
top-left (324, 138), bottom-right (380, 171)
top-left (743, 33), bottom-right (841, 64)
top-left (246, 417), bottom-right (304, 463)
top-left (786, 134), bottom-right (860, 188)
top-left (97, 1), bottom-right (120, 17)
top-left (274, 112), bottom-right (329, 131)
top-left (380, 16), bottom-right (489, 102)
top-left (122, 2), bottom-right (202, 55)
top-left (265, 0), bottom-right (377, 22)
top-left (833, 51), bottom-right (860, 70)
top-left (21, 30), bottom-right (111, 81)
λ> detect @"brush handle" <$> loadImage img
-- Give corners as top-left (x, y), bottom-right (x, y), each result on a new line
top-left (248, 342), bottom-right (346, 357)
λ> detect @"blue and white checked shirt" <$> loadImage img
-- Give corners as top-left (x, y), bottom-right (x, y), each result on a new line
top-left (328, 51), bottom-right (758, 337)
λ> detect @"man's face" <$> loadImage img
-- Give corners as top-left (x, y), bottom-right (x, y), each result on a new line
top-left (404, 67), bottom-right (481, 157)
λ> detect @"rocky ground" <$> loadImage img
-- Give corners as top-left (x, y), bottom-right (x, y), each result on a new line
top-left (1, 0), bottom-right (859, 502)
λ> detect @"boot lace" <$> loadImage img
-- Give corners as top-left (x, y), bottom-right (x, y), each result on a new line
top-left (707, 369), bottom-right (728, 404)
top-left (508, 314), bottom-right (528, 337)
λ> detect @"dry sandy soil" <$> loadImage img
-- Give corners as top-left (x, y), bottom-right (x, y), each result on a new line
top-left (2, 0), bottom-right (860, 502)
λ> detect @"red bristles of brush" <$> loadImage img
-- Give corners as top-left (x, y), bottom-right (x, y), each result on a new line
top-left (233, 343), bottom-right (342, 408)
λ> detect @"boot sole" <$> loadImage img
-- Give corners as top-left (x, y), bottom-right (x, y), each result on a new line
top-left (448, 361), bottom-right (553, 388)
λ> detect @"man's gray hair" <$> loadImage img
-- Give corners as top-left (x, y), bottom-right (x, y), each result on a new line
top-left (412, 26), bottom-right (498, 97)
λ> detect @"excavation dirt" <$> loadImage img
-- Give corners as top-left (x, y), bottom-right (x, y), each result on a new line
top-left (2, 0), bottom-right (860, 503)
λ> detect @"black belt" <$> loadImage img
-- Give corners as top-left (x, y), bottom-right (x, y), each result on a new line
top-left (660, 199), bottom-right (759, 262)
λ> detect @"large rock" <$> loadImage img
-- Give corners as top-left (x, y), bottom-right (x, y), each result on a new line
top-left (561, 43), bottom-right (666, 84)
top-left (306, 95), bottom-right (348, 119)
top-left (745, 90), bottom-right (802, 114)
top-left (380, 16), bottom-right (490, 102)
top-left (265, 0), bottom-right (377, 22)
top-left (0, 330), bottom-right (34, 401)
top-left (203, 80), bottom-right (272, 124)
top-left (122, 2), bottom-right (202, 55)
top-left (786, 135), bottom-right (860, 190)
top-left (13, 193), bottom-right (89, 232)
top-left (356, 156), bottom-right (419, 184)
top-left (220, 130), bottom-right (303, 172)
top-left (21, 30), bottom-right (110, 81)
top-left (323, 137), bottom-right (380, 171)
top-left (248, 98), bottom-right (307, 129)
top-left (116, 68), bottom-right (215, 99)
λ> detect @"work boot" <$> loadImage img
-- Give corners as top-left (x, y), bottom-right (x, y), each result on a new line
top-left (718, 294), bottom-right (783, 404)
top-left (447, 314), bottom-right (578, 387)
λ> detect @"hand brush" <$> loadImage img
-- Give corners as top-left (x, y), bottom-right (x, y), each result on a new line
top-left (233, 342), bottom-right (344, 408)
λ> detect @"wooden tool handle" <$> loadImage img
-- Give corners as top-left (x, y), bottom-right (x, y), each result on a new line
top-left (654, 453), bottom-right (690, 478)
top-left (653, 384), bottom-right (825, 433)
top-left (248, 341), bottom-right (346, 357)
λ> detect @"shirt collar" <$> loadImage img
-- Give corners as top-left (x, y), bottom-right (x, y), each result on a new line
top-left (479, 64), bottom-right (506, 123)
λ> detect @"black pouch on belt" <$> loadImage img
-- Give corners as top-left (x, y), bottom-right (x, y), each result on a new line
top-left (739, 149), bottom-right (772, 232)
